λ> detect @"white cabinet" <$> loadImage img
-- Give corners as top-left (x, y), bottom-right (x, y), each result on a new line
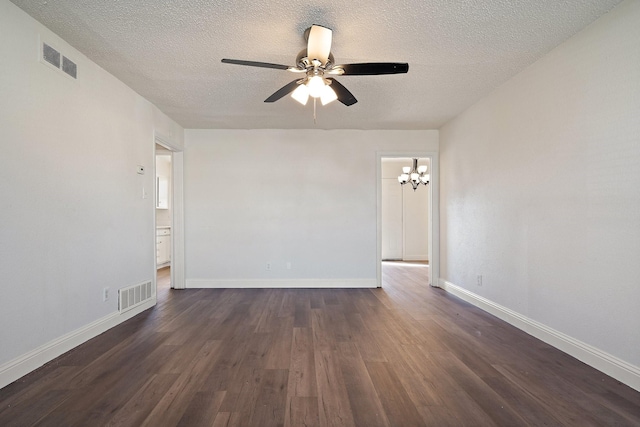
top-left (156, 228), bottom-right (171, 267)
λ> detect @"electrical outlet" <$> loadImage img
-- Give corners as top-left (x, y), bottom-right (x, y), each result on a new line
top-left (286, 262), bottom-right (292, 270)
top-left (477, 275), bottom-right (483, 286)
top-left (266, 262), bottom-right (272, 271)
top-left (103, 287), bottom-right (109, 302)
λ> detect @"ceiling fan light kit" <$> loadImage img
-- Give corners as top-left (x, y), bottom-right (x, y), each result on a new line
top-left (221, 24), bottom-right (408, 119)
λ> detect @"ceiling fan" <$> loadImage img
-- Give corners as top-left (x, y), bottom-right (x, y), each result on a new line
top-left (221, 25), bottom-right (408, 107)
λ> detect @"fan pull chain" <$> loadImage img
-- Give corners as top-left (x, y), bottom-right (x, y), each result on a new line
top-left (313, 98), bottom-right (317, 125)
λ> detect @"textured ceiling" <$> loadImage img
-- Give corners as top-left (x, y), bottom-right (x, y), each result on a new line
top-left (11, 0), bottom-right (621, 130)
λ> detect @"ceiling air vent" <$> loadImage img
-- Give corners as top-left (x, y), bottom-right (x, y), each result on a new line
top-left (41, 39), bottom-right (77, 79)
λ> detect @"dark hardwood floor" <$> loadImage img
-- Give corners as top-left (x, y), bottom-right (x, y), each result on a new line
top-left (1, 263), bottom-right (639, 426)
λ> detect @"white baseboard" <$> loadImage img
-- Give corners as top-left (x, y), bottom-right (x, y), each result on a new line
top-left (438, 279), bottom-right (640, 392)
top-left (186, 278), bottom-right (378, 289)
top-left (0, 297), bottom-right (156, 390)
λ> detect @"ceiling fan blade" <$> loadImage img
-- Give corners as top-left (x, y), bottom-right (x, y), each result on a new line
top-left (338, 62), bottom-right (409, 75)
top-left (326, 78), bottom-right (357, 106)
top-left (307, 25), bottom-right (332, 65)
top-left (264, 80), bottom-right (301, 103)
top-left (221, 58), bottom-right (290, 70)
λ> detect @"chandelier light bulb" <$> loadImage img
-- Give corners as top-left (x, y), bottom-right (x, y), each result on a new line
top-left (402, 166), bottom-right (410, 173)
top-left (418, 165), bottom-right (427, 174)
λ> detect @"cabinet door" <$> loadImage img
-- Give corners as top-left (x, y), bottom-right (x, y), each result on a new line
top-left (157, 235), bottom-right (170, 264)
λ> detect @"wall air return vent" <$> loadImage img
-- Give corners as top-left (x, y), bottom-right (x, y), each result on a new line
top-left (118, 281), bottom-right (154, 314)
top-left (62, 56), bottom-right (77, 78)
top-left (40, 39), bottom-right (77, 79)
top-left (42, 42), bottom-right (61, 68)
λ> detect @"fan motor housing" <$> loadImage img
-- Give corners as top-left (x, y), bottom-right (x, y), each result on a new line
top-left (296, 49), bottom-right (334, 69)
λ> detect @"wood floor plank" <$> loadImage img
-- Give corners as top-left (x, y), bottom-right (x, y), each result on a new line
top-left (314, 350), bottom-right (356, 427)
top-left (218, 332), bottom-right (273, 413)
top-left (293, 294), bottom-right (311, 328)
top-left (343, 312), bottom-right (388, 362)
top-left (481, 374), bottom-right (564, 426)
top-left (288, 327), bottom-right (317, 397)
top-left (105, 373), bottom-right (181, 427)
top-left (277, 290), bottom-right (297, 318)
top-left (31, 340), bottom-right (169, 426)
top-left (382, 343), bottom-right (444, 408)
top-left (429, 352), bottom-right (528, 426)
top-left (417, 404), bottom-right (469, 427)
top-left (310, 308), bottom-right (335, 352)
top-left (64, 330), bottom-right (170, 390)
top-left (595, 390), bottom-right (640, 425)
top-left (1, 389), bottom-right (70, 427)
top-left (264, 315), bottom-right (294, 370)
top-left (212, 411), bottom-right (232, 427)
top-left (0, 366), bottom-right (78, 421)
top-left (336, 342), bottom-right (390, 427)
top-left (494, 362), bottom-right (637, 426)
top-left (323, 304), bottom-right (353, 343)
top-left (140, 340), bottom-right (223, 426)
top-left (493, 363), bottom-right (603, 425)
top-left (364, 361), bottom-right (425, 426)
top-left (176, 391), bottom-right (226, 427)
top-left (248, 369), bottom-right (289, 427)
top-left (285, 396), bottom-right (320, 427)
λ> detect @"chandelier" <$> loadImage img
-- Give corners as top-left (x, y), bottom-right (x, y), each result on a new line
top-left (398, 158), bottom-right (429, 190)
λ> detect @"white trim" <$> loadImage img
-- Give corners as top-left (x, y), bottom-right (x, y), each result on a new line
top-left (438, 279), bottom-right (640, 392)
top-left (169, 150), bottom-right (185, 289)
top-left (377, 151), bottom-right (439, 288)
top-left (0, 299), bottom-right (156, 390)
top-left (186, 278), bottom-right (377, 289)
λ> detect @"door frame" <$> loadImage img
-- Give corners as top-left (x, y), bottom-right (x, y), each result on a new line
top-left (154, 134), bottom-right (185, 289)
top-left (376, 151), bottom-right (439, 288)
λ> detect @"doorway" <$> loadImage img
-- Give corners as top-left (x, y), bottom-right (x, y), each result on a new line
top-left (381, 158), bottom-right (429, 262)
top-left (377, 152), bottom-right (439, 288)
top-left (153, 136), bottom-right (185, 291)
top-left (155, 144), bottom-right (172, 290)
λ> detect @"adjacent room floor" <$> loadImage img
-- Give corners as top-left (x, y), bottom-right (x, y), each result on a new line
top-left (1, 262), bottom-right (638, 426)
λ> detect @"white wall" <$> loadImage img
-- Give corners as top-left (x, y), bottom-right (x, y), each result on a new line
top-left (439, 0), bottom-right (640, 387)
top-left (184, 130), bottom-right (438, 287)
top-left (0, 0), bottom-right (183, 384)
